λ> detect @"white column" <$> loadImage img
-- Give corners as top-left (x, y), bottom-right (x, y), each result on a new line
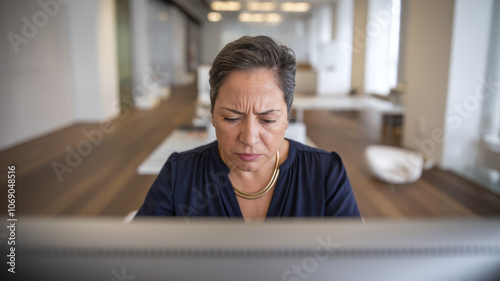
top-left (350, 0), bottom-right (368, 95)
top-left (129, 0), bottom-right (160, 109)
top-left (363, 0), bottom-right (396, 95)
top-left (67, 0), bottom-right (119, 121)
top-left (97, 0), bottom-right (120, 119)
top-left (401, 0), bottom-right (455, 166)
top-left (313, 4), bottom-right (334, 96)
top-left (316, 0), bottom-right (354, 96)
top-left (332, 0), bottom-right (354, 95)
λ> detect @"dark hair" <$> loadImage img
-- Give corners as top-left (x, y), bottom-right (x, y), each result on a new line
top-left (209, 36), bottom-right (296, 119)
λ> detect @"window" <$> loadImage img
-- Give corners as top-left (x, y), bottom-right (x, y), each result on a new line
top-left (364, 0), bottom-right (401, 95)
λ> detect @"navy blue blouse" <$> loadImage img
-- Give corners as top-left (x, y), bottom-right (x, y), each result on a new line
top-left (136, 139), bottom-right (360, 218)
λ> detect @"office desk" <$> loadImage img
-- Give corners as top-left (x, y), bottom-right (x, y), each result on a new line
top-left (293, 95), bottom-right (404, 122)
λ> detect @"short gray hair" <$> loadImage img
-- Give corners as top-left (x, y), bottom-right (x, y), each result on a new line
top-left (209, 36), bottom-right (296, 119)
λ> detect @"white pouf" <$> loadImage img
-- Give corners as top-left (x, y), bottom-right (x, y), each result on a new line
top-left (364, 145), bottom-right (423, 184)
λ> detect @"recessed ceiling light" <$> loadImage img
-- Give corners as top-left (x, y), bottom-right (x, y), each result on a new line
top-left (207, 12), bottom-right (222, 22)
top-left (238, 12), bottom-right (283, 23)
top-left (280, 2), bottom-right (310, 12)
top-left (239, 13), bottom-right (264, 22)
top-left (211, 1), bottom-right (241, 11)
top-left (264, 13), bottom-right (283, 23)
top-left (247, 2), bottom-right (276, 12)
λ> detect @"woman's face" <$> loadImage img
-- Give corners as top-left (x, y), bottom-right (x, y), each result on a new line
top-left (212, 68), bottom-right (289, 173)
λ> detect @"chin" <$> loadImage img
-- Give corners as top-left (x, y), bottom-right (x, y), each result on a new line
top-left (234, 161), bottom-right (261, 172)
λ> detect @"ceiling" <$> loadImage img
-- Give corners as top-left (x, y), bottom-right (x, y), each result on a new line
top-left (205, 0), bottom-right (338, 5)
top-left (169, 0), bottom-right (338, 23)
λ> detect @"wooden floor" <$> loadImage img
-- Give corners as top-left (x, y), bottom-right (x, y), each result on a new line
top-left (1, 82), bottom-right (500, 219)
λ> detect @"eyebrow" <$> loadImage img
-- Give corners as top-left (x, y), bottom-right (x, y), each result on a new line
top-left (221, 107), bottom-right (281, 116)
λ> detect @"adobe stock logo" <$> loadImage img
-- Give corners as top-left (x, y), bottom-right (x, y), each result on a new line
top-left (282, 235), bottom-right (340, 281)
top-left (7, 0), bottom-right (71, 54)
top-left (110, 267), bottom-right (135, 281)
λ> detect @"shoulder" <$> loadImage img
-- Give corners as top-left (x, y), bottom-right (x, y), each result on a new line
top-left (174, 141), bottom-right (215, 162)
top-left (160, 141), bottom-right (218, 173)
top-left (177, 141), bottom-right (214, 157)
top-left (288, 139), bottom-right (344, 166)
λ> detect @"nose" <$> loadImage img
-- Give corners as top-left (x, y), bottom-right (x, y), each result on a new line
top-left (239, 118), bottom-right (260, 147)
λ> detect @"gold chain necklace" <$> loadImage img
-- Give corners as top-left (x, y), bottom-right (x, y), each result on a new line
top-left (218, 146), bottom-right (280, 200)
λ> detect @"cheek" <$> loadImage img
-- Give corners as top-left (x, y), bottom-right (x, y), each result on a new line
top-left (261, 121), bottom-right (288, 140)
top-left (214, 121), bottom-right (237, 140)
top-left (274, 118), bottom-right (289, 132)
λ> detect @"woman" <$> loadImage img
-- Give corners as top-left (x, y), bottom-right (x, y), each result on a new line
top-left (136, 36), bottom-right (360, 221)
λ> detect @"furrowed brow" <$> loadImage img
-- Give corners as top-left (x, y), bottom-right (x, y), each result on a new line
top-left (256, 109), bottom-right (281, 116)
top-left (221, 107), bottom-right (244, 115)
top-left (220, 107), bottom-right (281, 115)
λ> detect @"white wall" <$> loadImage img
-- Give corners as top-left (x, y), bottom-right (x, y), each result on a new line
top-left (0, 0), bottom-right (74, 150)
top-left (68, 0), bottom-right (119, 121)
top-left (402, 0), bottom-right (455, 165)
top-left (199, 4), bottom-right (354, 96)
top-left (200, 18), bottom-right (222, 65)
top-left (200, 14), bottom-right (312, 67)
top-left (131, 0), bottom-right (193, 93)
top-left (0, 0), bottom-right (120, 150)
top-left (1, 0), bottom-right (197, 151)
top-left (170, 6), bottom-right (195, 86)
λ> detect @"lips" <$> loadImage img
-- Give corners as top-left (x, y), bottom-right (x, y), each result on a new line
top-left (237, 153), bottom-right (261, 161)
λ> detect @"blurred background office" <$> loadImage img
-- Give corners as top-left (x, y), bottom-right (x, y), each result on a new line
top-left (0, 0), bottom-right (499, 218)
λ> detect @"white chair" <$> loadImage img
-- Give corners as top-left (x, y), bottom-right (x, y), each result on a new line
top-left (364, 145), bottom-right (423, 185)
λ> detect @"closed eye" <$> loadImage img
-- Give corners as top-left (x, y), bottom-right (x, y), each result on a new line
top-left (224, 117), bottom-right (240, 123)
top-left (261, 119), bottom-right (276, 124)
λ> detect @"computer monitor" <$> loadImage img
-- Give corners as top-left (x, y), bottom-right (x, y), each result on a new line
top-left (7, 217), bottom-right (500, 281)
